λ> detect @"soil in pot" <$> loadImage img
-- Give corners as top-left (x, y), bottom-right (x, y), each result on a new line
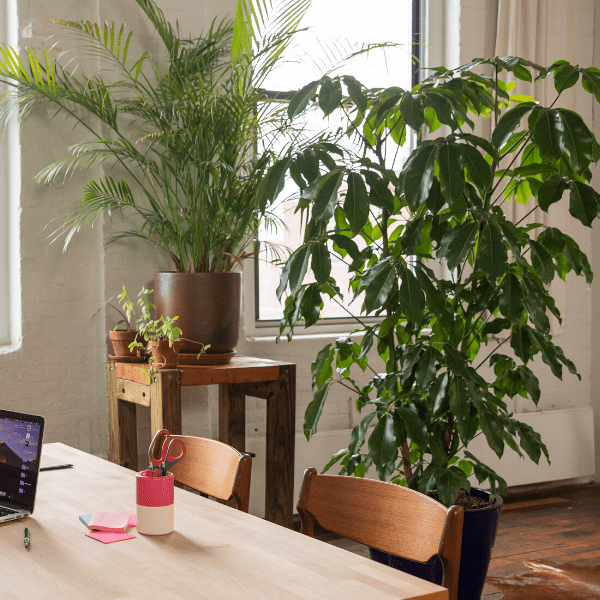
top-left (109, 330), bottom-right (145, 359)
top-left (369, 488), bottom-right (503, 600)
top-left (148, 340), bottom-right (180, 369)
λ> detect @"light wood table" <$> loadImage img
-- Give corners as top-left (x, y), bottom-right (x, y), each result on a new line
top-left (1, 444), bottom-right (448, 600)
top-left (107, 357), bottom-right (295, 528)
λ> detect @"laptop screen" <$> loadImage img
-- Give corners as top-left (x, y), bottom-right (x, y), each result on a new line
top-left (0, 410), bottom-right (45, 513)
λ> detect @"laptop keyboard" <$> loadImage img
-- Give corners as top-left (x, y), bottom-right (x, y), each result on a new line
top-left (0, 506), bottom-right (19, 517)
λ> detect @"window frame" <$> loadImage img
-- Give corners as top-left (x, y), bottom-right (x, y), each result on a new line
top-left (247, 0), bottom-right (422, 337)
top-left (0, 0), bottom-right (22, 352)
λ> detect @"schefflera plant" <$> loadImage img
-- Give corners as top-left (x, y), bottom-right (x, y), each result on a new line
top-left (258, 57), bottom-right (600, 506)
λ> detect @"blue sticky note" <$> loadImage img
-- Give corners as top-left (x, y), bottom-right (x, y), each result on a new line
top-left (79, 513), bottom-right (93, 527)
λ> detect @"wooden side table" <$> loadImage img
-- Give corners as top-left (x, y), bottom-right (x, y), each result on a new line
top-left (107, 357), bottom-right (296, 528)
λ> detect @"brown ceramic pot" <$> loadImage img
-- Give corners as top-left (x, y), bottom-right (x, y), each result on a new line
top-left (154, 272), bottom-right (241, 355)
top-left (109, 330), bottom-right (145, 358)
top-left (148, 340), bottom-right (180, 369)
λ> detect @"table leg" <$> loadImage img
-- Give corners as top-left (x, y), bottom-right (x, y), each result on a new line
top-left (219, 383), bottom-right (246, 452)
top-left (150, 369), bottom-right (182, 435)
top-left (107, 363), bottom-right (138, 469)
top-left (265, 364), bottom-right (296, 528)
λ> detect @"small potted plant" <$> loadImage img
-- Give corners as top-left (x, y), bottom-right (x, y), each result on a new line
top-left (94, 286), bottom-right (145, 360)
top-left (130, 288), bottom-right (209, 369)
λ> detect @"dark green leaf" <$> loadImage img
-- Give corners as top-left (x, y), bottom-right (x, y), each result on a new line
top-left (449, 377), bottom-right (470, 422)
top-left (428, 372), bottom-right (449, 418)
top-left (400, 93), bottom-right (425, 130)
top-left (423, 90), bottom-right (457, 130)
top-left (368, 414), bottom-right (397, 479)
top-left (415, 268), bottom-right (446, 316)
top-left (529, 240), bottom-right (554, 284)
top-left (438, 222), bottom-right (479, 271)
top-left (443, 344), bottom-right (470, 379)
top-left (345, 172), bottom-right (370, 235)
top-left (311, 243), bottom-right (331, 285)
top-left (537, 227), bottom-right (565, 257)
top-left (438, 144), bottom-right (466, 202)
top-left (321, 448), bottom-right (347, 473)
top-left (364, 262), bottom-right (396, 313)
top-left (311, 343), bottom-right (334, 389)
top-left (516, 366), bottom-right (541, 405)
top-left (404, 145), bottom-right (437, 211)
top-left (479, 410), bottom-right (505, 458)
top-left (396, 405), bottom-right (429, 450)
top-left (531, 330), bottom-right (563, 379)
top-left (300, 284), bottom-right (322, 327)
top-left (537, 175), bottom-right (568, 211)
top-left (319, 77), bottom-right (343, 116)
top-left (533, 109), bottom-right (565, 162)
top-left (553, 63), bottom-right (580, 93)
top-left (510, 325), bottom-right (533, 364)
top-left (461, 144), bottom-right (492, 192)
top-left (569, 181), bottom-right (598, 227)
top-left (436, 467), bottom-right (466, 507)
top-left (425, 177), bottom-right (446, 214)
top-left (478, 224), bottom-right (508, 283)
top-left (481, 318), bottom-right (511, 337)
top-left (558, 108), bottom-right (593, 172)
top-left (343, 75), bottom-right (367, 113)
top-left (419, 465), bottom-right (443, 495)
top-left (330, 233), bottom-right (360, 259)
top-left (288, 246), bottom-right (310, 294)
top-left (499, 273), bottom-right (523, 323)
top-left (312, 171), bottom-right (343, 221)
top-left (581, 68), bottom-right (600, 102)
top-left (415, 347), bottom-right (438, 391)
top-left (399, 266), bottom-right (425, 324)
top-left (266, 158), bottom-right (291, 201)
top-left (288, 80), bottom-right (319, 119)
top-left (518, 422), bottom-right (546, 464)
top-left (363, 170), bottom-right (395, 212)
top-left (304, 384), bottom-right (329, 439)
top-left (492, 102), bottom-right (535, 149)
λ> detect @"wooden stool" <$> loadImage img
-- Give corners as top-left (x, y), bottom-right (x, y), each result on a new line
top-left (107, 357), bottom-right (296, 528)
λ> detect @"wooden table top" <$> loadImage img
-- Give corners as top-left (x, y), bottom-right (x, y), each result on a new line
top-left (1, 444), bottom-right (448, 600)
top-left (113, 356), bottom-right (293, 386)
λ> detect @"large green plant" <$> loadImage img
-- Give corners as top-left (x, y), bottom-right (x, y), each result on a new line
top-left (260, 57), bottom-right (600, 506)
top-left (0, 0), bottom-right (310, 272)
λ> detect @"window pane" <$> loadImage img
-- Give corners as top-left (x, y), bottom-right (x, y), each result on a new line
top-left (256, 0), bottom-right (415, 323)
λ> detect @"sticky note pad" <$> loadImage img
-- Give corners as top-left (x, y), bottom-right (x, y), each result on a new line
top-left (86, 531), bottom-right (136, 544)
top-left (87, 512), bottom-right (130, 532)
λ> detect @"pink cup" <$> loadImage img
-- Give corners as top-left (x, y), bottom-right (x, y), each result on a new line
top-left (136, 471), bottom-right (174, 535)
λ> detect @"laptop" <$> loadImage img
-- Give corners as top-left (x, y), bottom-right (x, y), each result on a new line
top-left (0, 409), bottom-right (45, 522)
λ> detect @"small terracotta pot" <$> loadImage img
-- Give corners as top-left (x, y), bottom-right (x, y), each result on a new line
top-left (109, 330), bottom-right (146, 357)
top-left (148, 340), bottom-right (180, 369)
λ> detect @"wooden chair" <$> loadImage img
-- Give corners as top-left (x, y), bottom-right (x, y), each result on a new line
top-left (297, 468), bottom-right (464, 600)
top-left (167, 434), bottom-right (252, 512)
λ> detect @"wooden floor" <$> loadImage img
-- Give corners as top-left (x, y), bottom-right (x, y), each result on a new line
top-left (304, 482), bottom-right (600, 599)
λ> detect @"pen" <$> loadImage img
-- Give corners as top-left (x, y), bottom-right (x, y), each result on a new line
top-left (40, 464), bottom-right (73, 472)
top-left (24, 527), bottom-right (29, 548)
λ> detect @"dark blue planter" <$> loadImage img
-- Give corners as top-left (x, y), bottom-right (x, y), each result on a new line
top-left (369, 488), bottom-right (503, 600)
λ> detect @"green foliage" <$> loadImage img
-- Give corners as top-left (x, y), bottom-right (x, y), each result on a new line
top-left (262, 57), bottom-right (599, 506)
top-left (0, 0), bottom-right (311, 272)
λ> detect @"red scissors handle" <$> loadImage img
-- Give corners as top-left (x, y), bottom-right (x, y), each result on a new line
top-left (148, 428), bottom-right (169, 470)
top-left (163, 438), bottom-right (186, 473)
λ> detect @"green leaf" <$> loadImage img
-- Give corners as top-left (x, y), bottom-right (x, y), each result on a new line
top-left (415, 268), bottom-right (446, 316)
top-left (438, 221), bottom-right (479, 271)
top-left (319, 77), bottom-right (343, 116)
top-left (415, 347), bottom-right (438, 391)
top-left (330, 234), bottom-right (360, 260)
top-left (449, 377), bottom-right (470, 422)
top-left (311, 343), bottom-right (334, 389)
top-left (304, 384), bottom-right (330, 439)
top-left (461, 144), bottom-right (491, 192)
top-left (478, 224), bottom-right (508, 284)
top-left (492, 102), bottom-right (536, 149)
top-left (368, 414), bottom-right (397, 479)
top-left (533, 109), bottom-right (565, 162)
top-left (321, 448), bottom-right (347, 473)
top-left (266, 158), bottom-right (291, 201)
top-left (569, 181), bottom-right (598, 227)
top-left (400, 93), bottom-right (425, 130)
top-left (438, 144), bottom-right (465, 202)
top-left (288, 79), bottom-right (319, 119)
top-left (288, 246), bottom-right (310, 294)
top-left (343, 75), bottom-right (367, 113)
top-left (364, 262), bottom-right (396, 313)
top-left (428, 372), bottom-right (449, 418)
top-left (499, 273), bottom-right (523, 323)
top-left (510, 325), bottom-right (533, 364)
top-left (582, 68), bottom-right (600, 102)
top-left (436, 467), bottom-right (466, 507)
top-left (529, 240), bottom-right (554, 284)
top-left (399, 266), bottom-right (425, 324)
top-left (312, 171), bottom-right (343, 221)
top-left (516, 366), bottom-right (541, 405)
top-left (348, 411), bottom-right (376, 454)
top-left (310, 242), bottom-right (331, 285)
top-left (344, 172), bottom-right (370, 235)
top-left (537, 175), bottom-right (568, 211)
top-left (396, 405), bottom-right (429, 450)
top-left (479, 410), bottom-right (505, 458)
top-left (443, 344), bottom-right (470, 379)
top-left (404, 145), bottom-right (437, 211)
top-left (363, 170), bottom-right (395, 212)
top-left (537, 227), bottom-right (565, 257)
top-left (531, 330), bottom-right (563, 379)
top-left (481, 318), bottom-right (511, 337)
top-left (419, 465), bottom-right (443, 495)
top-left (423, 90), bottom-right (457, 130)
top-left (558, 108), bottom-right (593, 172)
top-left (553, 63), bottom-right (580, 93)
top-left (518, 422), bottom-right (547, 464)
top-left (300, 284), bottom-right (322, 327)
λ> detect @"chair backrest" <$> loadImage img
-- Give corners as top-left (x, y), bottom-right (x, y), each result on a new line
top-left (168, 435), bottom-right (252, 513)
top-left (297, 468), bottom-right (464, 600)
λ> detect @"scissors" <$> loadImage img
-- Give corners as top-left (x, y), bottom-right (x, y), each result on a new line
top-left (146, 429), bottom-right (186, 477)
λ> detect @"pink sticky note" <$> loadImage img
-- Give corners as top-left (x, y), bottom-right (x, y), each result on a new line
top-left (86, 531), bottom-right (136, 544)
top-left (127, 514), bottom-right (137, 528)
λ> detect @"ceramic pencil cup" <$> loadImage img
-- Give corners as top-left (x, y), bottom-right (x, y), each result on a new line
top-left (136, 471), bottom-right (174, 535)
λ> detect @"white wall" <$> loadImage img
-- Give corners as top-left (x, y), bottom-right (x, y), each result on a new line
top-left (2, 0), bottom-right (599, 520)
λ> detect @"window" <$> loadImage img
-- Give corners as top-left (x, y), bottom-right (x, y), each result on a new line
top-left (0, 0), bottom-right (21, 350)
top-left (253, 0), bottom-right (421, 328)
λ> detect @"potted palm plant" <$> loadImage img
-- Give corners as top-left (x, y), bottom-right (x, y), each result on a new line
top-left (259, 57), bottom-right (600, 599)
top-left (0, 0), bottom-right (311, 362)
